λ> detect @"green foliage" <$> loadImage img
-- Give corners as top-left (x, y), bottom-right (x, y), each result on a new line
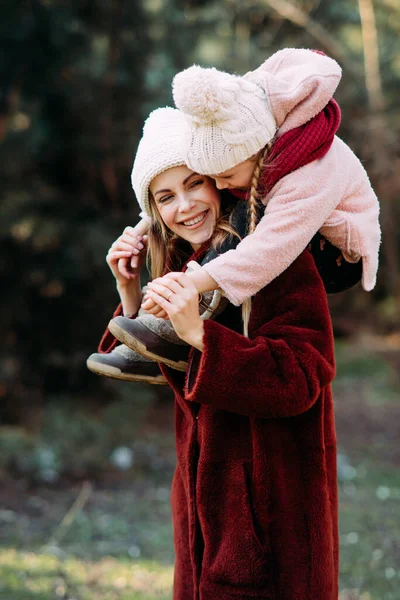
top-left (0, 0), bottom-right (153, 425)
top-left (0, 384), bottom-right (155, 481)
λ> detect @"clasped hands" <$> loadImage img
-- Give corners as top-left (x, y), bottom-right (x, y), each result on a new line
top-left (142, 273), bottom-right (204, 351)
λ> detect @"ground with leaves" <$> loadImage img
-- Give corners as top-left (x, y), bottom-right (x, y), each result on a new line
top-left (0, 340), bottom-right (399, 600)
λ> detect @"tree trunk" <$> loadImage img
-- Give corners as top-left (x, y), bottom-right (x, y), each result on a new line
top-left (263, 0), bottom-right (361, 78)
top-left (358, 0), bottom-right (400, 294)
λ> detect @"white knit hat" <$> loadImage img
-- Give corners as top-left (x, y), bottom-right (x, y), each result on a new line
top-left (131, 107), bottom-right (187, 218)
top-left (172, 65), bottom-right (277, 174)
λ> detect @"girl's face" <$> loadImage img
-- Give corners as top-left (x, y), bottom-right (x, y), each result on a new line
top-left (150, 165), bottom-right (221, 249)
top-left (209, 154), bottom-right (259, 190)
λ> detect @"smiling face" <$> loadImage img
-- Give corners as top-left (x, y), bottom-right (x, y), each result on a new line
top-left (149, 165), bottom-right (221, 250)
top-left (209, 154), bottom-right (260, 190)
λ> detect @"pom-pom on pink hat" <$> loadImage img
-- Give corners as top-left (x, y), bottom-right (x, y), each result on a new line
top-left (172, 65), bottom-right (277, 175)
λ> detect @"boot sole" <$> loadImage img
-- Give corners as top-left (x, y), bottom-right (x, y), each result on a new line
top-left (87, 359), bottom-right (168, 385)
top-left (108, 320), bottom-right (188, 372)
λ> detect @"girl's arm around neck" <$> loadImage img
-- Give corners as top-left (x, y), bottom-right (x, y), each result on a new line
top-left (186, 267), bottom-right (219, 294)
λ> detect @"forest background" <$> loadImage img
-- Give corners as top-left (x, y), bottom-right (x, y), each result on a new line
top-left (0, 1), bottom-right (399, 599)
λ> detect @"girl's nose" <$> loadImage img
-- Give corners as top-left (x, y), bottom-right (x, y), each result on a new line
top-left (214, 178), bottom-right (229, 190)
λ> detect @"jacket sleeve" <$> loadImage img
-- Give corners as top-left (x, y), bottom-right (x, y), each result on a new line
top-left (97, 304), bottom-right (124, 353)
top-left (203, 142), bottom-right (346, 305)
top-left (319, 138), bottom-right (380, 291)
top-left (185, 252), bottom-right (335, 419)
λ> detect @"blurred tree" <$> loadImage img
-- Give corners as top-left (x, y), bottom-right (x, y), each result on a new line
top-left (0, 0), bottom-right (152, 425)
top-left (358, 0), bottom-right (399, 295)
top-left (0, 0), bottom-right (399, 431)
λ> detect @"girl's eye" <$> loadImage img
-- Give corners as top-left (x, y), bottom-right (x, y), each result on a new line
top-left (190, 179), bottom-right (204, 188)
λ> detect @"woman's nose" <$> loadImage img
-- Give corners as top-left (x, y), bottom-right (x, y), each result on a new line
top-left (178, 193), bottom-right (196, 210)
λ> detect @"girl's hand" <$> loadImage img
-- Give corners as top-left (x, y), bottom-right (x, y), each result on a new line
top-left (142, 272), bottom-right (184, 319)
top-left (142, 271), bottom-right (185, 319)
top-left (145, 272), bottom-right (204, 350)
top-left (141, 295), bottom-right (169, 320)
top-left (106, 228), bottom-right (148, 286)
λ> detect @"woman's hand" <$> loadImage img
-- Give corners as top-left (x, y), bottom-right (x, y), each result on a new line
top-left (106, 228), bottom-right (148, 285)
top-left (142, 271), bottom-right (185, 319)
top-left (145, 272), bottom-right (204, 350)
top-left (117, 219), bottom-right (150, 279)
top-left (142, 267), bottom-right (217, 319)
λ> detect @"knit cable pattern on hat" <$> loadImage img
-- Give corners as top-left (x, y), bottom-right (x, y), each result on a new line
top-left (173, 65), bottom-right (277, 175)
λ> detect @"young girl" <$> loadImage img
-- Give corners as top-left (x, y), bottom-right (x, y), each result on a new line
top-left (97, 105), bottom-right (340, 598)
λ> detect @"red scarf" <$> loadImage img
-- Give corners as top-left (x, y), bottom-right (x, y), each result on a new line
top-left (231, 98), bottom-right (341, 200)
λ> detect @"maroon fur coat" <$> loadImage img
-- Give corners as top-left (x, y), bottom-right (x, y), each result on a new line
top-left (99, 249), bottom-right (338, 599)
top-left (162, 250), bottom-right (338, 600)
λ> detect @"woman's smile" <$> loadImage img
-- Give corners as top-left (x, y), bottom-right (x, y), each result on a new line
top-left (179, 210), bottom-right (209, 228)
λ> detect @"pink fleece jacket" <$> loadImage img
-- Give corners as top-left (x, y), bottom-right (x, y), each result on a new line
top-left (200, 48), bottom-right (381, 306)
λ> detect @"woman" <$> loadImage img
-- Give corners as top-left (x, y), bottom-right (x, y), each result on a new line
top-left (99, 107), bottom-right (338, 599)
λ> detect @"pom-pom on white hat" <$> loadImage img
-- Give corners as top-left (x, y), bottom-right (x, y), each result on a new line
top-left (131, 107), bottom-right (187, 218)
top-left (173, 65), bottom-right (277, 175)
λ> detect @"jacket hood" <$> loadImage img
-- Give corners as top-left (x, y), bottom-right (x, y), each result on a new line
top-left (244, 48), bottom-right (342, 136)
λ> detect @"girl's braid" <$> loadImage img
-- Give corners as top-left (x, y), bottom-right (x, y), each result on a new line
top-left (241, 141), bottom-right (273, 337)
top-left (248, 151), bottom-right (264, 234)
top-left (248, 140), bottom-right (273, 233)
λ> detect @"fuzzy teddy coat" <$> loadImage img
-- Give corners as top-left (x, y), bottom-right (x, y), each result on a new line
top-left (155, 249), bottom-right (338, 600)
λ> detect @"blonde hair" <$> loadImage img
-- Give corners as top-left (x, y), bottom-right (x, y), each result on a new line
top-left (241, 140), bottom-right (274, 337)
top-left (146, 191), bottom-right (240, 280)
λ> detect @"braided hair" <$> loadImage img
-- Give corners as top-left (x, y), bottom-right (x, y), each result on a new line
top-left (241, 140), bottom-right (274, 337)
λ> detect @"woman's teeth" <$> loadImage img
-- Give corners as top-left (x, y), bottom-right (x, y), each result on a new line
top-left (182, 211), bottom-right (207, 227)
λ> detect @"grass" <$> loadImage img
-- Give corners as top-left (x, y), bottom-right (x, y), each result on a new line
top-left (0, 340), bottom-right (399, 599)
top-left (0, 550), bottom-right (173, 599)
top-left (0, 457), bottom-right (176, 599)
top-left (338, 463), bottom-right (400, 599)
top-left (334, 339), bottom-right (400, 599)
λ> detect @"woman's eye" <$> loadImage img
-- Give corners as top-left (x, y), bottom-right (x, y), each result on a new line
top-left (158, 195), bottom-right (173, 204)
